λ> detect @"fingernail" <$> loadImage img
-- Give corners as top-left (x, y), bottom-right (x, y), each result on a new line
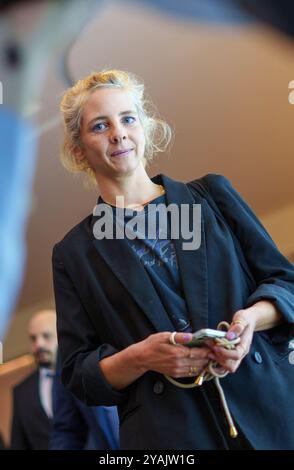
top-left (208, 354), bottom-right (216, 360)
top-left (226, 331), bottom-right (237, 340)
top-left (183, 334), bottom-right (192, 341)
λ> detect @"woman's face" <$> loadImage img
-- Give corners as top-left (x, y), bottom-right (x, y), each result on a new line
top-left (78, 87), bottom-right (146, 179)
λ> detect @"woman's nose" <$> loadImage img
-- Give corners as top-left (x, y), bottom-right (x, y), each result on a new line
top-left (109, 125), bottom-right (127, 143)
top-left (111, 134), bottom-right (126, 143)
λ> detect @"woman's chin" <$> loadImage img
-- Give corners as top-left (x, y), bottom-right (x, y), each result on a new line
top-left (110, 156), bottom-right (141, 173)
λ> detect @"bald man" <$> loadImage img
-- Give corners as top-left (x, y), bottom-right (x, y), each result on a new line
top-left (10, 310), bottom-right (58, 450)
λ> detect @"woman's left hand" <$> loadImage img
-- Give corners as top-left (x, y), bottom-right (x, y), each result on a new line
top-left (207, 310), bottom-right (256, 373)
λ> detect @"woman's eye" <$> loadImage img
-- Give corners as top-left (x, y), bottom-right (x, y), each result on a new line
top-left (91, 116), bottom-right (135, 132)
top-left (92, 122), bottom-right (107, 132)
top-left (123, 116), bottom-right (136, 124)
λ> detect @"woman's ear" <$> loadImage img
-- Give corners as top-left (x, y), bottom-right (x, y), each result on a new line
top-left (73, 146), bottom-right (87, 167)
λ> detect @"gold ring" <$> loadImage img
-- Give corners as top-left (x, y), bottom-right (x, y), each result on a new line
top-left (232, 319), bottom-right (248, 328)
top-left (189, 366), bottom-right (198, 376)
top-left (169, 332), bottom-right (178, 346)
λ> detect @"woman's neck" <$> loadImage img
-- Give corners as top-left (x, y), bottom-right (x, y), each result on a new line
top-left (96, 166), bottom-right (164, 209)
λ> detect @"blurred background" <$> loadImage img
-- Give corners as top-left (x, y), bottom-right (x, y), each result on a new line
top-left (1, 0), bottom-right (294, 447)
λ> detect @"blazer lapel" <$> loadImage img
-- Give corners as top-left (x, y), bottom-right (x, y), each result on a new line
top-left (92, 230), bottom-right (174, 333)
top-left (91, 173), bottom-right (209, 333)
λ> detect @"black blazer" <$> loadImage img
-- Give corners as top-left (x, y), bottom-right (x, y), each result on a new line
top-left (49, 356), bottom-right (119, 450)
top-left (10, 371), bottom-right (52, 450)
top-left (53, 173), bottom-right (294, 450)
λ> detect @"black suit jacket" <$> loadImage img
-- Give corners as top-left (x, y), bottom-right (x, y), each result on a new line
top-left (10, 371), bottom-right (52, 450)
top-left (53, 173), bottom-right (294, 450)
top-left (49, 356), bottom-right (119, 450)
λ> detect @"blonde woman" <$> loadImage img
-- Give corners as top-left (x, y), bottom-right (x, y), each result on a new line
top-left (53, 69), bottom-right (294, 450)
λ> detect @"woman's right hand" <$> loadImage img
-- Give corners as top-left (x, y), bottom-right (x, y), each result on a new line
top-left (99, 331), bottom-right (216, 391)
top-left (137, 331), bottom-right (215, 378)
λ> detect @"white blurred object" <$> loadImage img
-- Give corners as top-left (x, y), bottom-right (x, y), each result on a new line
top-left (0, 0), bottom-right (104, 341)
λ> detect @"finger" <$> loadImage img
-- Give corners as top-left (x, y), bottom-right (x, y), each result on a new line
top-left (235, 323), bottom-right (253, 354)
top-left (202, 339), bottom-right (215, 349)
top-left (212, 346), bottom-right (241, 361)
top-left (222, 358), bottom-right (241, 373)
top-left (226, 312), bottom-right (249, 340)
top-left (237, 342), bottom-right (249, 356)
top-left (169, 332), bottom-right (193, 346)
top-left (187, 346), bottom-right (213, 359)
top-left (213, 346), bottom-right (241, 360)
top-left (170, 362), bottom-right (206, 378)
top-left (176, 347), bottom-right (212, 361)
top-left (210, 353), bottom-right (240, 373)
top-left (185, 358), bottom-right (209, 368)
top-left (184, 364), bottom-right (205, 377)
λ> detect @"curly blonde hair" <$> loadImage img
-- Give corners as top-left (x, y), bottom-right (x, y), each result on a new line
top-left (60, 69), bottom-right (173, 185)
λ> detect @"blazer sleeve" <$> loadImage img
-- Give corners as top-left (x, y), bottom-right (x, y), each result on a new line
top-left (202, 174), bottom-right (294, 331)
top-left (52, 245), bottom-right (129, 407)
top-left (49, 365), bottom-right (89, 450)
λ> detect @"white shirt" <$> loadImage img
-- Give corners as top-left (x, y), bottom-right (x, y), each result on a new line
top-left (39, 368), bottom-right (54, 418)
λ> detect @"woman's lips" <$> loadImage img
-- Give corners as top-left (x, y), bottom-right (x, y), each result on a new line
top-left (110, 148), bottom-right (133, 157)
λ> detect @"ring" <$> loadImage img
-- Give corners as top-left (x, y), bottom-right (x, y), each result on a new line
top-left (188, 366), bottom-right (198, 376)
top-left (232, 319), bottom-right (248, 328)
top-left (169, 332), bottom-right (178, 346)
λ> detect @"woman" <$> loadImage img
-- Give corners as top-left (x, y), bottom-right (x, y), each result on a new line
top-left (53, 69), bottom-right (294, 450)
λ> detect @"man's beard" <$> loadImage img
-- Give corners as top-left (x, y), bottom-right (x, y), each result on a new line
top-left (38, 360), bottom-right (53, 369)
top-left (34, 350), bottom-right (53, 369)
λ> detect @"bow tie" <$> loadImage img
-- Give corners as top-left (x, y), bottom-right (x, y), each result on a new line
top-left (44, 371), bottom-right (55, 378)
